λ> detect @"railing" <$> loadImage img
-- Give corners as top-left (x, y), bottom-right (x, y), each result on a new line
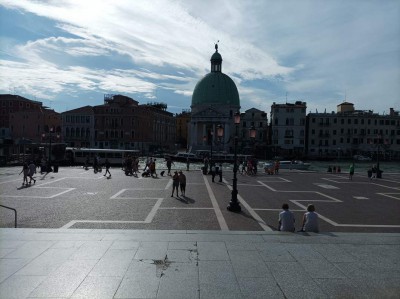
top-left (0, 205), bottom-right (17, 228)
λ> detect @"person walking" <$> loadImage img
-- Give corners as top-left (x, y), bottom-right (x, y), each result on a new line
top-left (218, 163), bottom-right (223, 182)
top-left (371, 165), bottom-right (377, 180)
top-left (179, 170), bottom-right (186, 196)
top-left (93, 155), bottom-right (99, 174)
top-left (28, 161), bottom-right (36, 184)
top-left (186, 157), bottom-right (190, 171)
top-left (84, 156), bottom-right (89, 170)
top-left (166, 157), bottom-right (174, 176)
top-left (150, 159), bottom-right (157, 178)
top-left (104, 158), bottom-right (111, 178)
top-left (349, 163), bottom-right (355, 180)
top-left (19, 162), bottom-right (29, 186)
top-left (278, 203), bottom-right (295, 232)
top-left (211, 163), bottom-right (216, 183)
top-left (171, 171), bottom-right (179, 197)
top-left (301, 204), bottom-right (319, 233)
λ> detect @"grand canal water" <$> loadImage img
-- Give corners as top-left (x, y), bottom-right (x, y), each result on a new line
top-left (152, 158), bottom-right (400, 174)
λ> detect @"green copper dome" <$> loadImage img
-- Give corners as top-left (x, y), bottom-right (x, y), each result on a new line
top-left (191, 72), bottom-right (240, 106)
top-left (191, 44), bottom-right (240, 106)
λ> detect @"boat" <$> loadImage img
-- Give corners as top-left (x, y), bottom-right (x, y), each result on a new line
top-left (353, 155), bottom-right (372, 161)
top-left (264, 160), bottom-right (311, 171)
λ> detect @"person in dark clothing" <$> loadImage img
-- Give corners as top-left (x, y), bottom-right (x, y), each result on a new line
top-left (218, 163), bottom-right (223, 182)
top-left (104, 159), bottom-right (111, 178)
top-left (171, 171), bottom-right (179, 197)
top-left (211, 163), bottom-right (216, 182)
top-left (166, 157), bottom-right (174, 176)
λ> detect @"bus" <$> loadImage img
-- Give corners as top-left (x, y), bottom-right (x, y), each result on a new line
top-left (9, 143), bottom-right (67, 165)
top-left (65, 148), bottom-right (141, 165)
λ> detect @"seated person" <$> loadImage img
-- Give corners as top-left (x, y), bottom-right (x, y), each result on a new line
top-left (301, 204), bottom-right (319, 233)
top-left (278, 203), bottom-right (295, 232)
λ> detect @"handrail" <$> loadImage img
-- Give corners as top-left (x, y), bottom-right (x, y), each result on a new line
top-left (0, 205), bottom-right (17, 228)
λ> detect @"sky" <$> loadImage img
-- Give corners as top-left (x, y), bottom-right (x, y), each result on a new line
top-left (0, 0), bottom-right (399, 115)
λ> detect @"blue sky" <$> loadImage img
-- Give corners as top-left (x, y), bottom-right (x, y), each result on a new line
top-left (0, 0), bottom-right (399, 115)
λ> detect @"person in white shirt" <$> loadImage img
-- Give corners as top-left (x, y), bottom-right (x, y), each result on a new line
top-left (278, 203), bottom-right (295, 232)
top-left (301, 204), bottom-right (319, 233)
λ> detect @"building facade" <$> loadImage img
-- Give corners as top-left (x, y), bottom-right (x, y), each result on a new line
top-left (306, 103), bottom-right (400, 160)
top-left (62, 94), bottom-right (176, 153)
top-left (238, 108), bottom-right (269, 157)
top-left (270, 101), bottom-right (307, 159)
top-left (0, 94), bottom-right (61, 158)
top-left (189, 44), bottom-right (241, 154)
top-left (62, 106), bottom-right (94, 148)
top-left (175, 109), bottom-right (191, 151)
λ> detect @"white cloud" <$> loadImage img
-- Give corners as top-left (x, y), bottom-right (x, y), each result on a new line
top-left (0, 0), bottom-right (399, 114)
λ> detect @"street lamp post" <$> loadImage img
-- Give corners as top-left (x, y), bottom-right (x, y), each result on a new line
top-left (42, 127), bottom-right (59, 172)
top-left (376, 135), bottom-right (384, 178)
top-left (250, 125), bottom-right (256, 155)
top-left (227, 112), bottom-right (241, 213)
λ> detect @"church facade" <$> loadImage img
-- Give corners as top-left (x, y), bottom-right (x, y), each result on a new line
top-left (189, 45), bottom-right (241, 153)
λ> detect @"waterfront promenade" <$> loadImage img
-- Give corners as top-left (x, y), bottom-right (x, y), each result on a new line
top-left (0, 166), bottom-right (399, 298)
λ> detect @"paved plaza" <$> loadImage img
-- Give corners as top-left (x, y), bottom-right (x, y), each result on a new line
top-left (0, 166), bottom-right (399, 232)
top-left (0, 166), bottom-right (399, 298)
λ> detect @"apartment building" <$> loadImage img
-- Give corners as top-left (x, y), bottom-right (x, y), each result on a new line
top-left (307, 102), bottom-right (400, 160)
top-left (175, 109), bottom-right (191, 150)
top-left (62, 95), bottom-right (176, 153)
top-left (270, 101), bottom-right (307, 158)
top-left (238, 108), bottom-right (268, 156)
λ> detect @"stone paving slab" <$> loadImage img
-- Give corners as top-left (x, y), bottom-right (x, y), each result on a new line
top-left (0, 229), bottom-right (399, 298)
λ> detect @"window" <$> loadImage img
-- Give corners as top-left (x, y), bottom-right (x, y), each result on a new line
top-left (274, 119), bottom-right (278, 125)
top-left (333, 130), bottom-right (337, 135)
top-left (334, 118), bottom-right (337, 124)
top-left (312, 118), bottom-right (316, 123)
top-left (348, 119), bottom-right (351, 124)
top-left (341, 119), bottom-right (344, 124)
top-left (354, 119), bottom-right (358, 124)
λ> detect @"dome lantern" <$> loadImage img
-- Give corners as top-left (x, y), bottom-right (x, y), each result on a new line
top-left (210, 43), bottom-right (222, 73)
